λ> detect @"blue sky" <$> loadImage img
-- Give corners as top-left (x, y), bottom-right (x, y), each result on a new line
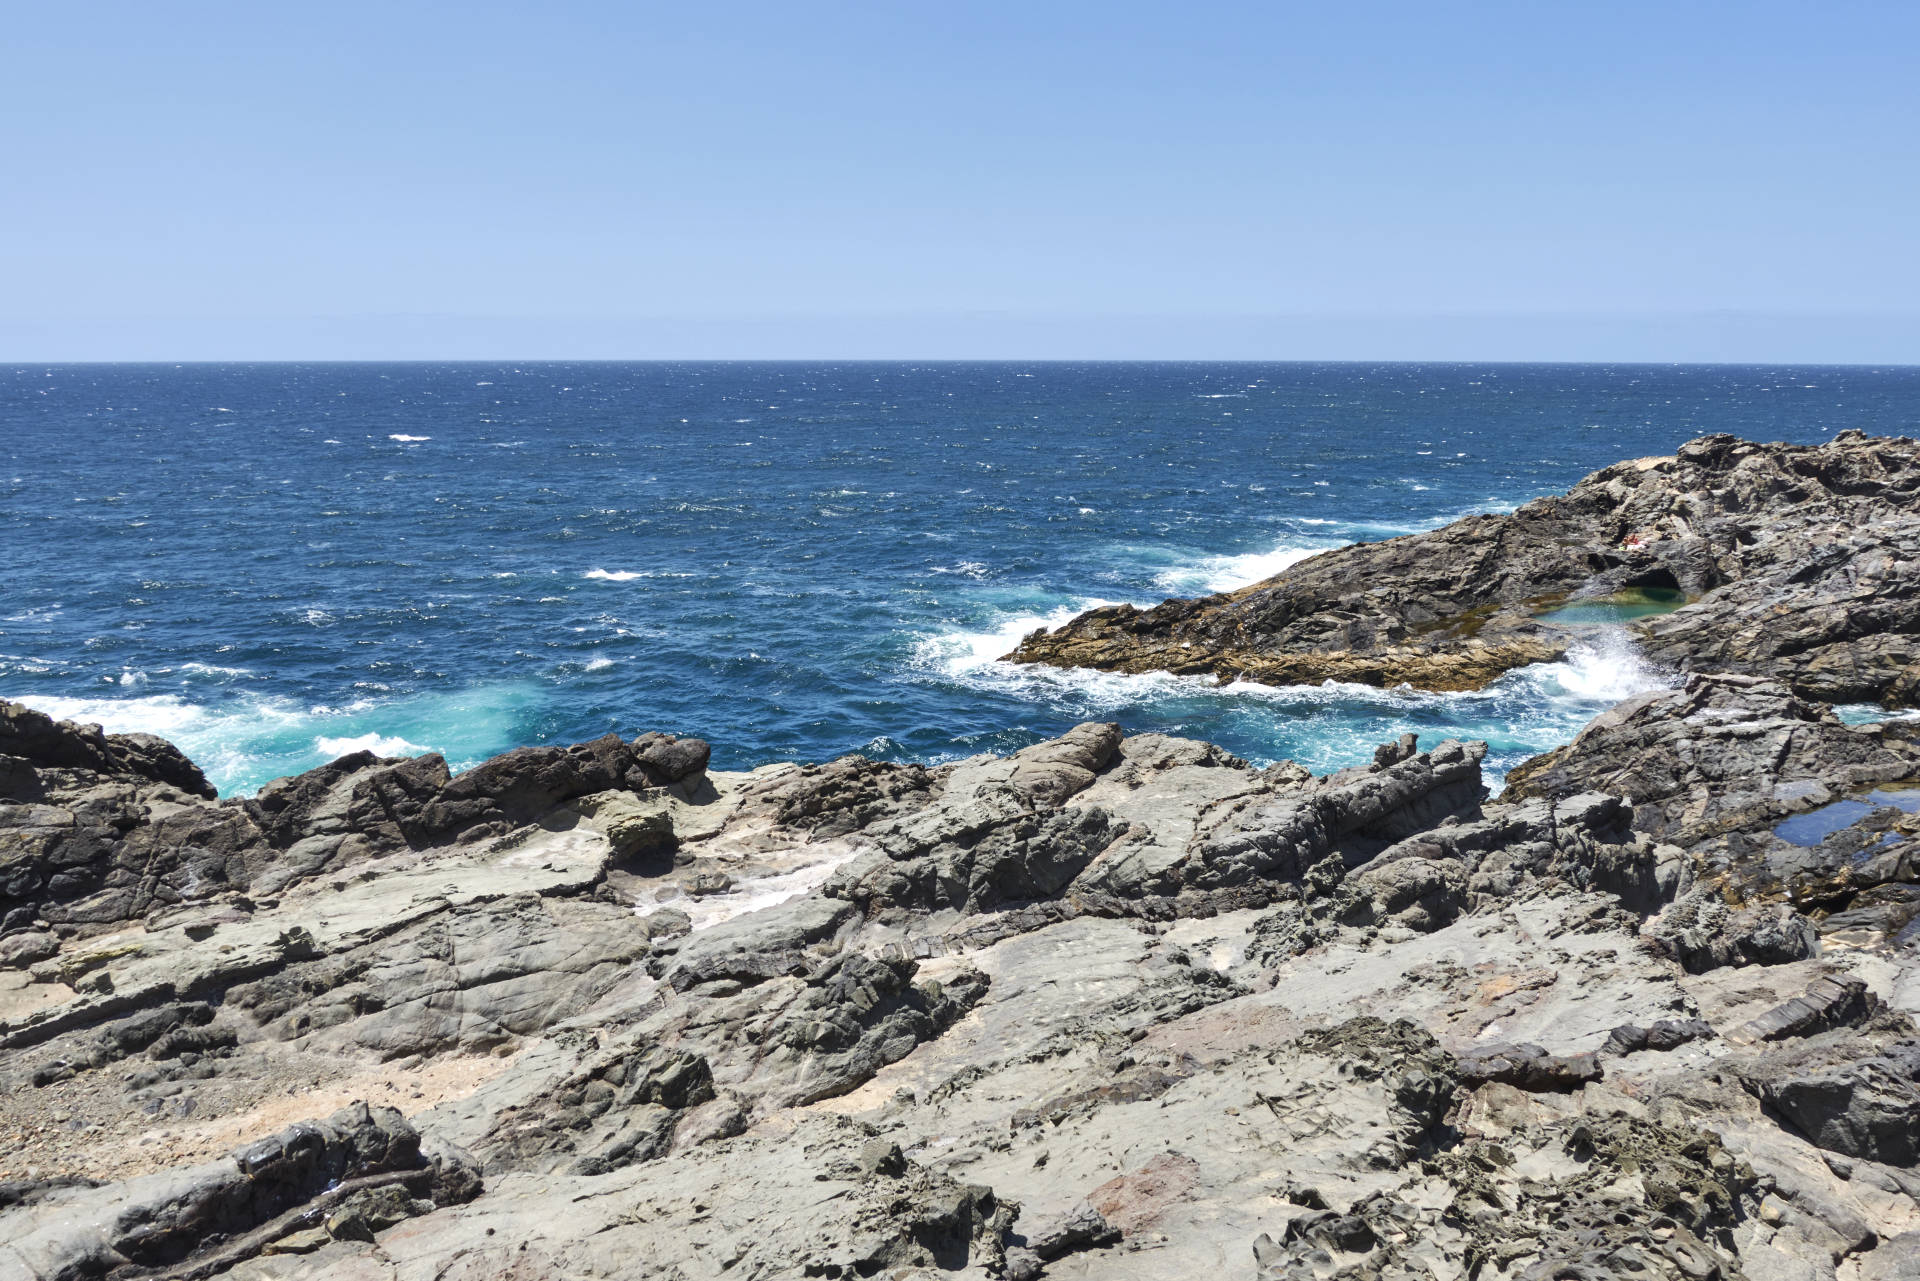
top-left (4, 1), bottom-right (1916, 360)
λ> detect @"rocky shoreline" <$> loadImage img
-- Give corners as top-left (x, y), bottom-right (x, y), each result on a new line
top-left (2, 433), bottom-right (1919, 1280)
top-left (1007, 431), bottom-right (1920, 705)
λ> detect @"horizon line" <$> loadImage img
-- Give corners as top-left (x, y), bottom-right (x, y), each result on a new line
top-left (8, 356), bottom-right (1920, 369)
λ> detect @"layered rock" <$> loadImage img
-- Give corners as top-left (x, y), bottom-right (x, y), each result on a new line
top-left (1007, 431), bottom-right (1920, 702)
top-left (2, 616), bottom-right (1919, 1279)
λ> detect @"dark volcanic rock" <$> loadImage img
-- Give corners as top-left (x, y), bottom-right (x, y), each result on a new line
top-left (0, 700), bottom-right (214, 800)
top-left (0, 698), bottom-right (710, 928)
top-left (1740, 1035), bottom-right (1920, 1166)
top-left (1010, 431), bottom-right (1920, 701)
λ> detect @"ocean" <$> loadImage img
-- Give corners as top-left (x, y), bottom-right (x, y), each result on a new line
top-left (4, 361), bottom-right (1915, 797)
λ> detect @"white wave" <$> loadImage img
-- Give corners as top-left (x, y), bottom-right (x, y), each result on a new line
top-left (584, 657), bottom-right (615, 671)
top-left (388, 434), bottom-right (431, 442)
top-left (1154, 543), bottom-right (1321, 595)
top-left (15, 691), bottom-right (217, 738)
top-left (1522, 633), bottom-right (1671, 705)
top-left (583, 568), bottom-right (693, 581)
top-left (913, 601), bottom-right (1118, 677)
top-left (315, 732), bottom-right (431, 760)
top-left (180, 661), bottom-right (252, 678)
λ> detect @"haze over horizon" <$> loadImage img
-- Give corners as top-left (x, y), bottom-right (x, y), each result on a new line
top-left (6, 1), bottom-right (1917, 363)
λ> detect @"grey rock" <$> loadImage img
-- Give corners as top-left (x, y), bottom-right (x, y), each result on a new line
top-left (1739, 1036), bottom-right (1920, 1166)
top-left (1012, 432), bottom-right (1920, 705)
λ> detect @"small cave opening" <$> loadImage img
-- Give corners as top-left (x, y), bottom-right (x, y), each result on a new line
top-left (1620, 566), bottom-right (1683, 594)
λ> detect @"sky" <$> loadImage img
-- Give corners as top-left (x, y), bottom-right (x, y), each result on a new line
top-left (3, 1), bottom-right (1917, 361)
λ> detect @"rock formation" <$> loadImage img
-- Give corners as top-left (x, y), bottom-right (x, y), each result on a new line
top-left (1007, 431), bottom-right (1920, 703)
top-left (3, 433), bottom-right (1919, 1279)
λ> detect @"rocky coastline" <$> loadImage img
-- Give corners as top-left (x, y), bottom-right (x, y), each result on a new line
top-left (2, 433), bottom-right (1919, 1280)
top-left (1007, 431), bottom-right (1920, 705)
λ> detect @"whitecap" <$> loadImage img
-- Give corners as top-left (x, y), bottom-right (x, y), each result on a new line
top-left (180, 661), bottom-right (253, 678)
top-left (584, 569), bottom-right (692, 581)
top-left (584, 657), bottom-right (615, 671)
top-left (314, 732), bottom-right (431, 760)
top-left (912, 601), bottom-right (1122, 678)
top-left (1153, 543), bottom-right (1323, 595)
top-left (388, 434), bottom-right (431, 442)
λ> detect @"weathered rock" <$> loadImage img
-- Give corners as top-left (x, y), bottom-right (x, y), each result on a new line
top-left (1738, 1034), bottom-right (1920, 1167)
top-left (1727, 976), bottom-right (1879, 1045)
top-left (0, 700), bottom-right (213, 799)
top-left (5, 637), bottom-right (1920, 1281)
top-left (0, 1103), bottom-right (471, 1279)
top-left (1602, 1017), bottom-right (1715, 1056)
top-left (1455, 1041), bottom-right (1603, 1092)
top-left (1010, 432), bottom-right (1920, 701)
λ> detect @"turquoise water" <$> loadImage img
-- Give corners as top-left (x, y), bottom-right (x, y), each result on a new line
top-left (1534, 587), bottom-right (1690, 625)
top-left (3, 362), bottom-right (1912, 796)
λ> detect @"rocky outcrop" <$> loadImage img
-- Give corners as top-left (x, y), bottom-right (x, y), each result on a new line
top-left (0, 1102), bottom-right (474, 1279)
top-left (1507, 672), bottom-right (1920, 955)
top-left (4, 628), bottom-right (1920, 1280)
top-left (0, 702), bottom-right (713, 931)
top-left (1008, 431), bottom-right (1920, 701)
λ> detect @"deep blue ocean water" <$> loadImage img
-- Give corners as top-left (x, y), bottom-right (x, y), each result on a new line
top-left (4, 362), bottom-right (1916, 797)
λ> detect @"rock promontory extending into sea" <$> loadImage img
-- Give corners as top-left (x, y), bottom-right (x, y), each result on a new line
top-left (1007, 431), bottom-right (1920, 704)
top-left (3, 433), bottom-right (1919, 1279)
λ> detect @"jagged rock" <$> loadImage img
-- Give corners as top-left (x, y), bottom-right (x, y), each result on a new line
top-left (1505, 673), bottom-right (1920, 844)
top-left (1456, 1041), bottom-right (1603, 1092)
top-left (761, 756), bottom-right (944, 837)
top-left (0, 700), bottom-right (213, 799)
top-left (823, 723), bottom-right (1127, 914)
top-left (748, 952), bottom-right (989, 1106)
top-left (0, 1102), bottom-right (472, 1279)
top-left (1727, 976), bottom-right (1878, 1045)
top-left (1650, 890), bottom-right (1823, 973)
top-left (474, 1045), bottom-right (715, 1175)
top-left (1011, 432), bottom-right (1920, 701)
top-left (1176, 739), bottom-right (1488, 892)
top-left (1738, 1035), bottom-right (1920, 1166)
top-left (0, 698), bottom-right (712, 928)
top-left (1602, 1018), bottom-right (1715, 1056)
top-left (6, 623), bottom-right (1920, 1281)
top-left (1251, 1114), bottom-right (1759, 1281)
